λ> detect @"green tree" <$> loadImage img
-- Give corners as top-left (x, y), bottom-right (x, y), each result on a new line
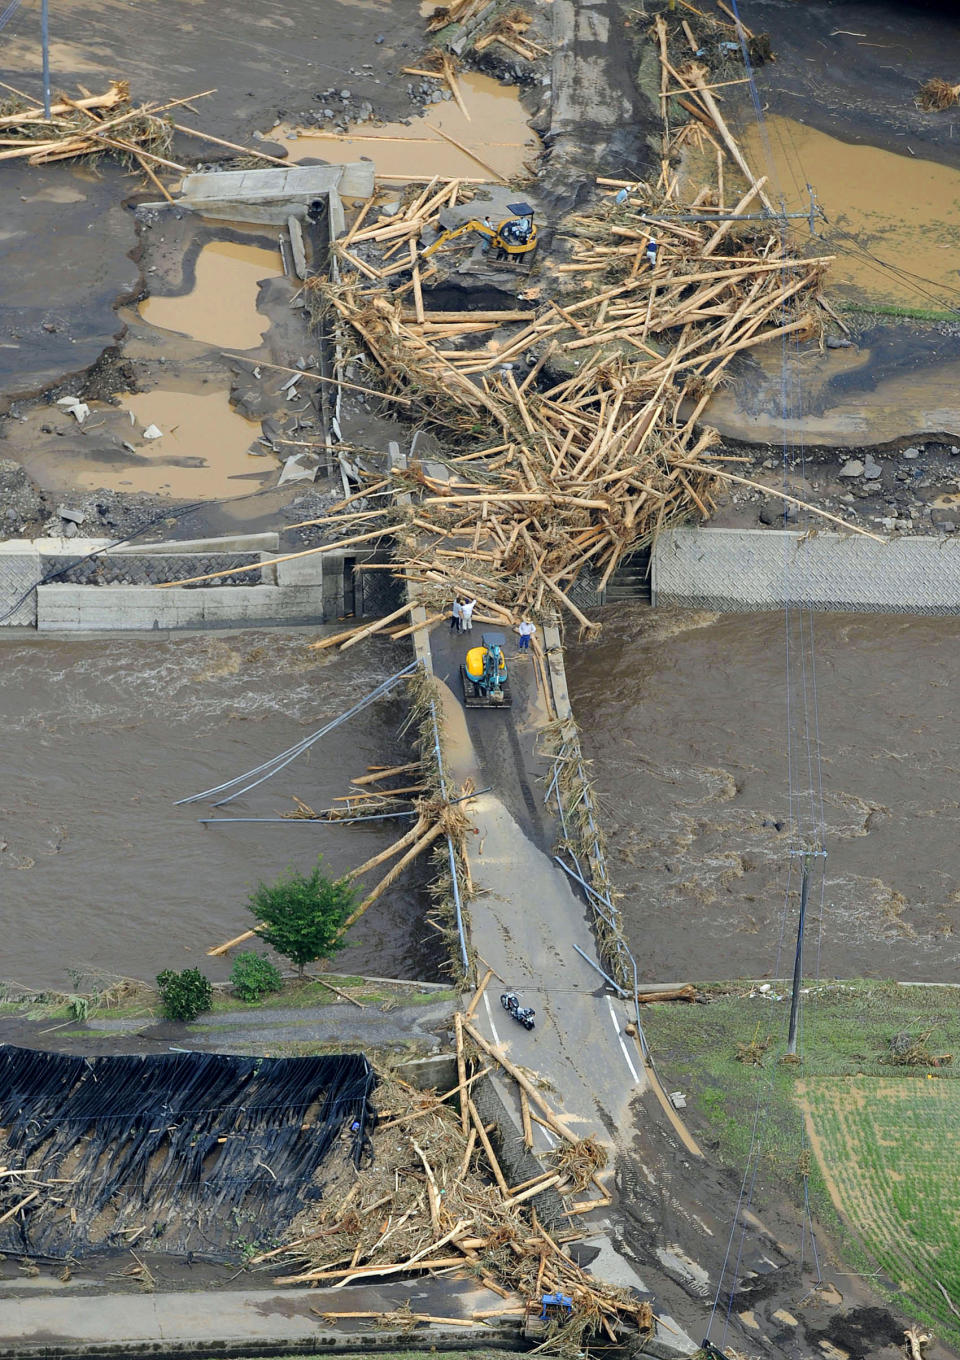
top-left (248, 859), bottom-right (355, 980)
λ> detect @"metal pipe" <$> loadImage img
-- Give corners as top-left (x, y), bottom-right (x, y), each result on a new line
top-left (572, 944), bottom-right (628, 996)
top-left (554, 855), bottom-right (616, 913)
top-left (198, 812), bottom-right (418, 826)
top-left (177, 661), bottom-right (417, 806)
top-left (785, 855), bottom-right (811, 1057)
top-left (41, 0), bottom-right (50, 120)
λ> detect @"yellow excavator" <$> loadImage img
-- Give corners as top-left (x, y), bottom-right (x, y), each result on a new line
top-left (419, 202), bottom-right (538, 263)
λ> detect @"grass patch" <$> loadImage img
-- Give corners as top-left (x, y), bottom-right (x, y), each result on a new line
top-left (0, 978), bottom-right (455, 1026)
top-left (801, 1076), bottom-right (960, 1350)
top-left (229, 1352), bottom-right (521, 1360)
top-left (643, 979), bottom-right (960, 1338)
top-left (834, 299), bottom-right (959, 323)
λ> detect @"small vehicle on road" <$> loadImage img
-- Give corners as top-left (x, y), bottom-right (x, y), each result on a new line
top-left (501, 991), bottom-right (535, 1030)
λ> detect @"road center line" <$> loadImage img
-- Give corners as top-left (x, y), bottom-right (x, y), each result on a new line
top-left (482, 987), bottom-right (503, 1047)
top-left (606, 995), bottom-right (640, 1083)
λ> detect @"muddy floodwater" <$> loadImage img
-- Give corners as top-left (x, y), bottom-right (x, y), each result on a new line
top-left (272, 72), bottom-right (539, 181)
top-left (736, 114), bottom-right (960, 308)
top-left (0, 634), bottom-right (438, 991)
top-left (567, 606), bottom-right (960, 984)
top-left (139, 240), bottom-right (280, 350)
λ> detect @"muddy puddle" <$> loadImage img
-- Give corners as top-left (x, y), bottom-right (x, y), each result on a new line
top-left (702, 327), bottom-right (960, 446)
top-left (0, 635), bottom-right (439, 990)
top-left (271, 72), bottom-right (539, 182)
top-left (12, 385), bottom-right (268, 499)
top-left (567, 605), bottom-right (960, 984)
top-left (683, 112), bottom-right (960, 311)
top-left (139, 240), bottom-right (280, 350)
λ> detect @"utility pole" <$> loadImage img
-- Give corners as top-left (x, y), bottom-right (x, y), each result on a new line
top-left (41, 0), bottom-right (51, 120)
top-left (785, 853), bottom-right (811, 1058)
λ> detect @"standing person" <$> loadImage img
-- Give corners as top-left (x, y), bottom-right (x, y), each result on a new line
top-left (517, 617), bottom-right (536, 652)
top-left (450, 596), bottom-right (462, 631)
top-left (645, 237), bottom-right (658, 270)
top-left (460, 596), bottom-right (476, 632)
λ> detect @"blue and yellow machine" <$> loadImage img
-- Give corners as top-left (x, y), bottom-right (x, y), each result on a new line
top-left (461, 631), bottom-right (512, 708)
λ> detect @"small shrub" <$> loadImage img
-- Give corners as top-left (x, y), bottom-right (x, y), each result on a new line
top-left (231, 951), bottom-right (284, 1003)
top-left (156, 968), bottom-right (212, 1022)
top-left (68, 996), bottom-right (89, 1022)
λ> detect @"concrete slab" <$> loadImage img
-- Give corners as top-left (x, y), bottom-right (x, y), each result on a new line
top-left (652, 525), bottom-right (960, 614)
top-left (36, 584), bottom-right (322, 630)
top-left (177, 164), bottom-right (375, 225)
top-left (0, 1279), bottom-right (505, 1359)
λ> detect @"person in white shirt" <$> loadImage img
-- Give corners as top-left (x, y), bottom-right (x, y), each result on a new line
top-left (460, 597), bottom-right (476, 631)
top-left (517, 618), bottom-right (536, 652)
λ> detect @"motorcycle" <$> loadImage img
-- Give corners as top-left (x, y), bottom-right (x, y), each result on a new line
top-left (501, 991), bottom-right (535, 1031)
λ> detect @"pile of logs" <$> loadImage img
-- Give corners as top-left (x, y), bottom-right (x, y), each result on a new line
top-left (301, 164), bottom-right (848, 632)
top-left (258, 982), bottom-right (652, 1352)
top-left (0, 80), bottom-right (289, 193)
top-left (159, 15), bottom-right (871, 634)
top-left (424, 0), bottom-right (547, 61)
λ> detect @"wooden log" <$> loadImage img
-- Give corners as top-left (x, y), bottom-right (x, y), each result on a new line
top-left (274, 1236), bottom-right (468, 1286)
top-left (433, 127), bottom-right (510, 184)
top-left (454, 1013), bottom-right (470, 1136)
top-left (155, 526), bottom-right (393, 588)
top-left (441, 53), bottom-right (471, 122)
top-left (345, 817), bottom-right (429, 881)
top-left (351, 763), bottom-right (421, 787)
top-left (170, 121), bottom-right (288, 166)
top-left (376, 1066), bottom-right (491, 1130)
top-left (465, 967), bottom-right (493, 1020)
top-left (317, 977), bottom-right (365, 1008)
top-left (467, 1097), bottom-right (510, 1195)
top-left (339, 600), bottom-right (415, 650)
top-left (221, 353), bottom-right (414, 407)
top-left (413, 1140), bottom-right (442, 1230)
top-left (685, 64), bottom-right (774, 212)
top-left (458, 1126), bottom-right (478, 1180)
top-left (635, 985), bottom-right (696, 1003)
top-left (0, 1190), bottom-right (40, 1226)
top-left (501, 1174), bottom-right (563, 1208)
top-left (701, 177), bottom-right (768, 257)
top-left (463, 1020), bottom-right (578, 1143)
top-left (704, 466), bottom-right (883, 541)
top-left (0, 84), bottom-right (126, 128)
top-left (207, 927), bottom-right (259, 957)
top-left (334, 821), bottom-right (447, 940)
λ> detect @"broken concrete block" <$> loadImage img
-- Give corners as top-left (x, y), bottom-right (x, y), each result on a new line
top-left (277, 454), bottom-right (317, 485)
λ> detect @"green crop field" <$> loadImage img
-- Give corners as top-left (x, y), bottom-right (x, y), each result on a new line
top-left (799, 1076), bottom-right (960, 1350)
top-left (641, 983), bottom-right (960, 1348)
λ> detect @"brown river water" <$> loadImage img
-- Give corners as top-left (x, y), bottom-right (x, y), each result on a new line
top-left (566, 605), bottom-right (960, 985)
top-left (0, 634), bottom-right (438, 991)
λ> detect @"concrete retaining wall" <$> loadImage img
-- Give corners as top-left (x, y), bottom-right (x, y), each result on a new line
top-left (0, 533), bottom-right (335, 632)
top-left (653, 526), bottom-right (960, 613)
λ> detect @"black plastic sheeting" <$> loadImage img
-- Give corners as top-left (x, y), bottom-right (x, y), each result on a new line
top-left (0, 1046), bottom-right (376, 1260)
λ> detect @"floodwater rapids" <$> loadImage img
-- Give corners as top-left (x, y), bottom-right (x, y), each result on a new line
top-left (0, 634), bottom-right (439, 991)
top-left (566, 605), bottom-right (960, 985)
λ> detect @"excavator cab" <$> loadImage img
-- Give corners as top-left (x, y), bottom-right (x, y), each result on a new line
top-left (499, 202), bottom-right (535, 250)
top-left (461, 631), bottom-right (512, 708)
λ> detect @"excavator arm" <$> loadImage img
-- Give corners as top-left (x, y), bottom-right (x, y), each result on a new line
top-left (419, 219), bottom-right (492, 260)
